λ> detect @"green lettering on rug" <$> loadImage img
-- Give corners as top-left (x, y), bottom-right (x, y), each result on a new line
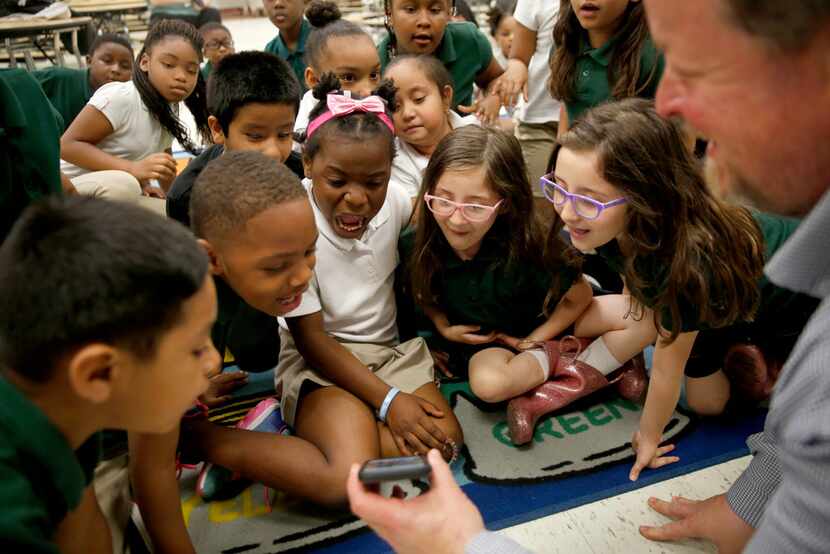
top-left (490, 397), bottom-right (642, 447)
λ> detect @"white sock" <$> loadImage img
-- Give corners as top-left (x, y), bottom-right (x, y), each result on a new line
top-left (526, 349), bottom-right (551, 380)
top-left (576, 337), bottom-right (623, 376)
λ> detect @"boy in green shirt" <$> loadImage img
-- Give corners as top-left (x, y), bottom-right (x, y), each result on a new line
top-left (263, 0), bottom-right (311, 91)
top-left (0, 196), bottom-right (219, 553)
top-left (33, 34), bottom-right (134, 132)
top-left (0, 69), bottom-right (65, 243)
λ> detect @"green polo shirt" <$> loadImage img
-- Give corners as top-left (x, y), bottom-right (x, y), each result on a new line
top-left (32, 67), bottom-right (92, 132)
top-left (212, 277), bottom-right (281, 372)
top-left (0, 69), bottom-right (63, 243)
top-left (565, 33), bottom-right (664, 125)
top-left (0, 377), bottom-right (101, 553)
top-left (379, 22), bottom-right (494, 109)
top-left (596, 211), bottom-right (814, 333)
top-left (400, 225), bottom-right (577, 342)
top-left (264, 18), bottom-right (311, 92)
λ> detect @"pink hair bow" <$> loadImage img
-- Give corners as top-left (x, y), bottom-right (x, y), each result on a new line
top-left (306, 93), bottom-right (395, 138)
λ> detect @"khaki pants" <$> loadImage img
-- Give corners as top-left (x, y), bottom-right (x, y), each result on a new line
top-left (72, 170), bottom-right (166, 217)
top-left (514, 120), bottom-right (559, 197)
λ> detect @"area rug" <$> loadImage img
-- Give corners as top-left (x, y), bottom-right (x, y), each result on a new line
top-left (177, 369), bottom-right (764, 553)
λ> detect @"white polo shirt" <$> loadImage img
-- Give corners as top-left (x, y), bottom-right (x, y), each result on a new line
top-left (389, 111), bottom-right (479, 198)
top-left (60, 80), bottom-right (174, 178)
top-left (279, 179), bottom-right (413, 344)
top-left (513, 0), bottom-right (561, 124)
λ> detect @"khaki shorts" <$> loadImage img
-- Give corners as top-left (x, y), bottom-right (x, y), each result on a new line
top-left (276, 328), bottom-right (436, 427)
top-left (72, 170), bottom-right (166, 217)
top-left (514, 120), bottom-right (559, 197)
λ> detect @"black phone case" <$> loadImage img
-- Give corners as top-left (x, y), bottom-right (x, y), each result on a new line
top-left (358, 456), bottom-right (431, 483)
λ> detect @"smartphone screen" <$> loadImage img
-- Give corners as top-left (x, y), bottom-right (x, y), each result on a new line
top-left (358, 456), bottom-right (431, 484)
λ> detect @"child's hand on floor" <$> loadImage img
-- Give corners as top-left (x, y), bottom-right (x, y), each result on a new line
top-left (199, 370), bottom-right (249, 408)
top-left (387, 393), bottom-right (447, 456)
top-left (629, 430), bottom-right (679, 481)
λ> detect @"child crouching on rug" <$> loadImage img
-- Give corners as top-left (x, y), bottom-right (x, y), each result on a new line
top-left (278, 74), bottom-right (463, 484)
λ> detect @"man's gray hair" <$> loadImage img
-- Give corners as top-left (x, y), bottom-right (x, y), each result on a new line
top-left (724, 0), bottom-right (830, 51)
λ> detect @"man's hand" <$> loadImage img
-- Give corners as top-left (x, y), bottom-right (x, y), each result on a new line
top-left (640, 493), bottom-right (754, 554)
top-left (347, 449), bottom-right (484, 554)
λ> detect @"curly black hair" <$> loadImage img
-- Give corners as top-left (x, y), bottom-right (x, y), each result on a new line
top-left (300, 72), bottom-right (397, 162)
top-left (133, 19), bottom-right (211, 153)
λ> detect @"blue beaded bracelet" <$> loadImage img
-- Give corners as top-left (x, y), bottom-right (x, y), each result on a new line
top-left (378, 387), bottom-right (401, 423)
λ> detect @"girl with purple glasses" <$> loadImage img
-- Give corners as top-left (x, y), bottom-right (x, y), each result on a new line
top-left (404, 125), bottom-right (597, 413)
top-left (536, 98), bottom-right (817, 483)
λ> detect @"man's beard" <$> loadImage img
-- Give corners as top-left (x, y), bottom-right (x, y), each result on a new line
top-left (703, 155), bottom-right (804, 215)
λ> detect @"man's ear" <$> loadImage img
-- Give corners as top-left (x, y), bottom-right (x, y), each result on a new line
top-left (66, 344), bottom-right (119, 404)
top-left (208, 115), bottom-right (226, 146)
top-left (85, 54), bottom-right (92, 66)
top-left (198, 238), bottom-right (223, 277)
top-left (305, 66), bottom-right (318, 91)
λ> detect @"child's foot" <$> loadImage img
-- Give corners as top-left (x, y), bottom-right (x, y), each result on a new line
top-left (196, 398), bottom-right (289, 501)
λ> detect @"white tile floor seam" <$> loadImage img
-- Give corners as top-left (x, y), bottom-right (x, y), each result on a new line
top-left (215, 17), bottom-right (753, 554)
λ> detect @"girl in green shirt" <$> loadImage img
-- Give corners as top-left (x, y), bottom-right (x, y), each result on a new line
top-left (405, 125), bottom-right (596, 412)
top-left (549, 0), bottom-right (663, 133)
top-left (546, 98), bottom-right (818, 481)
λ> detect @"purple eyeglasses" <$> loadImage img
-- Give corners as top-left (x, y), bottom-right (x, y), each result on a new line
top-left (540, 174), bottom-right (627, 220)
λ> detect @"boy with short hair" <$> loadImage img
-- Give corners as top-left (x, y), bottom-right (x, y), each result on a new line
top-left (0, 196), bottom-right (218, 553)
top-left (166, 50), bottom-right (304, 228)
top-left (198, 22), bottom-right (235, 81)
top-left (132, 152), bottom-right (366, 554)
top-left (33, 34), bottom-right (134, 132)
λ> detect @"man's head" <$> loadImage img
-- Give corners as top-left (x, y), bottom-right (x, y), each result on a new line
top-left (190, 150), bottom-right (318, 317)
top-left (207, 51), bottom-right (301, 163)
top-left (0, 197), bottom-right (218, 434)
top-left (645, 0), bottom-right (830, 216)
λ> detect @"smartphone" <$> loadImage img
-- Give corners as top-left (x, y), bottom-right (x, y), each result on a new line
top-left (358, 456), bottom-right (431, 484)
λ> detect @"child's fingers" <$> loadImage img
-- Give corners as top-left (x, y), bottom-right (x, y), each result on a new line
top-left (629, 455), bottom-right (649, 481)
top-left (211, 371), bottom-right (248, 384)
top-left (650, 455), bottom-right (680, 469)
top-left (405, 431), bottom-right (431, 454)
top-left (417, 417), bottom-right (448, 446)
top-left (416, 397), bottom-right (445, 418)
top-left (392, 433), bottom-right (413, 456)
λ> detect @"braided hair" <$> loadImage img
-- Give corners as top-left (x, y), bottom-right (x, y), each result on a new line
top-left (299, 72), bottom-right (397, 163)
top-left (133, 19), bottom-right (211, 153)
top-left (383, 0), bottom-right (456, 59)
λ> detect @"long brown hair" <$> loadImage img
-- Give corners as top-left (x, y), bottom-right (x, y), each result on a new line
top-left (550, 99), bottom-right (764, 341)
top-left (410, 126), bottom-right (578, 313)
top-left (549, 0), bottom-right (657, 104)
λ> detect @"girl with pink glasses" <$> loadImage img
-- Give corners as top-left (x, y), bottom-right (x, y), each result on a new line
top-left (404, 125), bottom-right (595, 409)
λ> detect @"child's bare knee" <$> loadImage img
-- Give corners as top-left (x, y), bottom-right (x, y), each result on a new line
top-left (469, 367), bottom-right (511, 403)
